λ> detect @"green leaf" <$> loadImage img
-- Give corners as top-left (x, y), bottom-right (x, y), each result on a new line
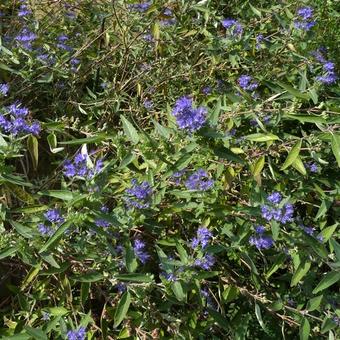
top-left (72, 271), bottom-right (104, 282)
top-left (291, 261), bottom-right (311, 287)
top-left (46, 306), bottom-right (69, 316)
top-left (81, 282), bottom-right (90, 306)
top-left (38, 190), bottom-right (74, 201)
top-left (255, 304), bottom-right (266, 331)
top-left (292, 156), bottom-right (306, 175)
top-left (153, 119), bottom-right (170, 139)
top-left (27, 135), bottom-right (39, 170)
top-left (252, 156), bottom-right (265, 176)
top-left (39, 252), bottom-right (60, 268)
top-left (115, 273), bottom-right (154, 283)
top-left (0, 246), bottom-right (17, 259)
top-left (312, 271), bottom-right (340, 294)
top-left (39, 220), bottom-right (72, 254)
top-left (125, 242), bottom-right (138, 273)
top-left (24, 326), bottom-right (48, 340)
top-left (331, 134), bottom-right (340, 168)
top-left (319, 224), bottom-right (337, 242)
top-left (10, 221), bottom-right (33, 239)
top-left (120, 115), bottom-right (140, 144)
top-left (114, 291), bottom-right (131, 328)
top-left (246, 133), bottom-right (279, 142)
top-left (299, 318), bottom-right (310, 340)
top-left (265, 254), bottom-right (286, 279)
top-left (277, 81), bottom-right (310, 100)
top-left (47, 133), bottom-right (64, 153)
top-left (281, 140), bottom-right (301, 170)
top-left (171, 281), bottom-right (186, 302)
top-left (285, 114), bottom-right (326, 124)
top-left (306, 295), bottom-right (323, 312)
top-left (59, 134), bottom-right (109, 145)
top-left (207, 308), bottom-right (230, 331)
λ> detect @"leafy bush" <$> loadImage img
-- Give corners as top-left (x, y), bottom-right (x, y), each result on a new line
top-left (0, 1), bottom-right (339, 339)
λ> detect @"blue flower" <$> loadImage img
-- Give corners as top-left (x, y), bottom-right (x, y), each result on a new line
top-left (18, 4), bottom-right (32, 17)
top-left (294, 7), bottom-right (316, 32)
top-left (128, 2), bottom-right (151, 12)
top-left (125, 179), bottom-right (152, 209)
top-left (95, 219), bottom-right (110, 228)
top-left (191, 227), bottom-right (213, 249)
top-left (15, 28), bottom-right (37, 49)
top-left (194, 254), bottom-right (215, 270)
top-left (249, 235), bottom-right (274, 250)
top-left (267, 192), bottom-right (282, 205)
top-left (305, 162), bottom-right (318, 173)
top-left (38, 224), bottom-right (54, 237)
top-left (221, 18), bottom-right (243, 37)
top-left (255, 225), bottom-right (265, 234)
top-left (67, 327), bottom-right (86, 340)
top-left (0, 83), bottom-right (9, 96)
top-left (44, 209), bottom-right (64, 224)
top-left (238, 75), bottom-right (259, 91)
top-left (297, 7), bottom-right (314, 20)
top-left (133, 239), bottom-right (150, 263)
top-left (171, 96), bottom-right (207, 132)
top-left (63, 153), bottom-right (103, 179)
top-left (185, 169), bottom-right (214, 191)
top-left (143, 99), bottom-right (153, 109)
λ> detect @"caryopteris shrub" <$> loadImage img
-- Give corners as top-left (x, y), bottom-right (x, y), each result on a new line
top-left (0, 1), bottom-right (339, 339)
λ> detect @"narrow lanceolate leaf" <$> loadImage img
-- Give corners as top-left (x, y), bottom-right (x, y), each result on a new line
top-left (114, 291), bottom-right (131, 328)
top-left (252, 156), bottom-right (265, 176)
top-left (312, 271), bottom-right (340, 294)
top-left (292, 156), bottom-right (306, 175)
top-left (281, 139), bottom-right (301, 170)
top-left (291, 261), bottom-right (311, 287)
top-left (306, 295), bottom-right (323, 312)
top-left (299, 318), bottom-right (310, 340)
top-left (255, 304), bottom-right (266, 331)
top-left (331, 134), bottom-right (340, 168)
top-left (120, 115), bottom-right (140, 144)
top-left (0, 246), bottom-right (17, 260)
top-left (27, 135), bottom-right (39, 170)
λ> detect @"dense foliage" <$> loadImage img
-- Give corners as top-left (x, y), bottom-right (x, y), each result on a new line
top-left (0, 1), bottom-right (339, 339)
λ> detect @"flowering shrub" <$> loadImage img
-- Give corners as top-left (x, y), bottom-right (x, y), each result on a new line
top-left (0, 0), bottom-right (339, 339)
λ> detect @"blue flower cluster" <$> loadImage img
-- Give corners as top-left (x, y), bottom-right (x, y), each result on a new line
top-left (191, 227), bottom-right (213, 249)
top-left (67, 327), bottom-right (86, 340)
top-left (261, 192), bottom-right (294, 224)
top-left (238, 75), bottom-right (259, 91)
top-left (0, 102), bottom-right (41, 135)
top-left (194, 253), bottom-right (215, 270)
top-left (15, 27), bottom-right (37, 50)
top-left (221, 18), bottom-right (243, 37)
top-left (171, 96), bottom-right (207, 132)
top-left (125, 179), bottom-right (152, 209)
top-left (38, 209), bottom-right (64, 237)
top-left (294, 7), bottom-right (316, 31)
top-left (18, 1), bottom-right (31, 17)
top-left (63, 153), bottom-right (104, 179)
top-left (313, 52), bottom-right (338, 85)
top-left (185, 169), bottom-right (214, 191)
top-left (44, 209), bottom-right (65, 224)
top-left (160, 8), bottom-right (176, 26)
top-left (128, 2), bottom-right (151, 12)
top-left (191, 227), bottom-right (215, 270)
top-left (249, 225), bottom-right (274, 250)
top-left (133, 239), bottom-right (150, 263)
